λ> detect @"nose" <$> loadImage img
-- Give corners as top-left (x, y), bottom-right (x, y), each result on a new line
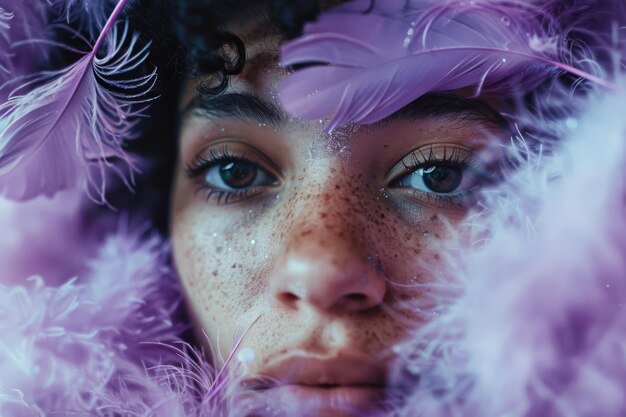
top-left (270, 189), bottom-right (387, 314)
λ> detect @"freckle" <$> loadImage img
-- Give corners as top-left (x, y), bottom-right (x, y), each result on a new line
top-left (404, 232), bottom-right (412, 241)
top-left (231, 263), bottom-right (237, 269)
top-left (430, 215), bottom-right (439, 223)
top-left (413, 248), bottom-right (422, 255)
top-left (320, 212), bottom-right (327, 219)
top-left (212, 270), bottom-right (219, 277)
top-left (335, 185), bottom-right (341, 190)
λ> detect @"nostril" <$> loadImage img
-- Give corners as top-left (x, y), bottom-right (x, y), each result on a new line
top-left (277, 292), bottom-right (300, 307)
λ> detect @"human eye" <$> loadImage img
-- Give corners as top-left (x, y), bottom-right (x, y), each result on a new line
top-left (388, 143), bottom-right (494, 210)
top-left (185, 143), bottom-right (280, 204)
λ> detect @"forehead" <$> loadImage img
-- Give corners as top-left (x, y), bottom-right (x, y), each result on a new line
top-left (238, 40), bottom-right (283, 94)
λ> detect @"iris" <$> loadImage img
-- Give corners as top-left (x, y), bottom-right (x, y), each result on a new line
top-left (219, 161), bottom-right (258, 189)
top-left (421, 166), bottom-right (463, 193)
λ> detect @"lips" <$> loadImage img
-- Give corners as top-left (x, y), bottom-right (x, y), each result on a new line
top-left (239, 354), bottom-right (389, 417)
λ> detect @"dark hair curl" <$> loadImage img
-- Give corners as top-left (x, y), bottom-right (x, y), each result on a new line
top-left (179, 0), bottom-right (322, 95)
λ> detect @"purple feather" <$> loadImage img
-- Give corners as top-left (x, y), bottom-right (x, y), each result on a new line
top-left (279, 0), bottom-right (612, 132)
top-left (0, 0), bottom-right (156, 202)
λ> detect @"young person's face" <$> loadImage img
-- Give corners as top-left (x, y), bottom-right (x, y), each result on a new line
top-left (170, 19), bottom-right (505, 417)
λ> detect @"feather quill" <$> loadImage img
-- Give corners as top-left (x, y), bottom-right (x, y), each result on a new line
top-left (0, 0), bottom-right (156, 202)
top-left (279, 0), bottom-right (612, 132)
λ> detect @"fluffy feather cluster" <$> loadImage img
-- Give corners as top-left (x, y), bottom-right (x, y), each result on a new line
top-left (1, 0), bottom-right (626, 416)
top-left (0, 225), bottom-right (183, 416)
top-left (388, 84), bottom-right (626, 417)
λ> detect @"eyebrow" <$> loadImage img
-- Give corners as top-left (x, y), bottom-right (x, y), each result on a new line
top-left (183, 92), bottom-right (285, 128)
top-left (182, 91), bottom-right (505, 129)
top-left (382, 93), bottom-right (508, 129)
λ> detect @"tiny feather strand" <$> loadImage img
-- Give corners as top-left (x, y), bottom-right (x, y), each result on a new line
top-left (0, 0), bottom-right (155, 202)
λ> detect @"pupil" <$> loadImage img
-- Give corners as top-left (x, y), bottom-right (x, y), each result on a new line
top-left (219, 161), bottom-right (257, 189)
top-left (422, 166), bottom-right (462, 193)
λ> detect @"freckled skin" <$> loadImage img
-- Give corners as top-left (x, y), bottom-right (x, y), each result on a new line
top-left (169, 22), bottom-right (505, 395)
top-left (172, 131), bottom-right (473, 370)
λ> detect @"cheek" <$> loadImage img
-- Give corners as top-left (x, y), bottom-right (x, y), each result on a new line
top-left (380, 213), bottom-right (448, 274)
top-left (378, 211), bottom-right (452, 318)
top-left (170, 191), bottom-right (274, 354)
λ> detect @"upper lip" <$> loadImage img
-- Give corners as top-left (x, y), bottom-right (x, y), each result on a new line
top-left (242, 354), bottom-right (388, 390)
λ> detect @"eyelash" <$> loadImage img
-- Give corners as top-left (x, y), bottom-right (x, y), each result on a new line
top-left (185, 145), bottom-right (269, 204)
top-left (403, 144), bottom-right (477, 168)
